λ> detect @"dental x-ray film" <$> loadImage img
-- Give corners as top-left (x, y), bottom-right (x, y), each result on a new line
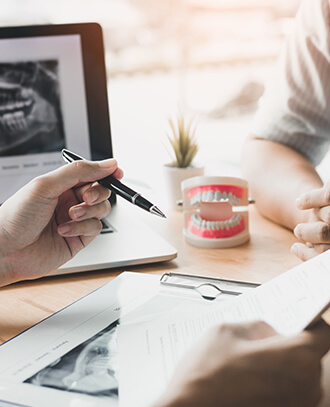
top-left (0, 60), bottom-right (65, 157)
top-left (0, 31), bottom-right (90, 204)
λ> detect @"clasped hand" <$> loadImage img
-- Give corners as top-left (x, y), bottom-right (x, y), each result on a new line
top-left (156, 320), bottom-right (330, 407)
top-left (0, 159), bottom-right (123, 286)
top-left (292, 182), bottom-right (330, 261)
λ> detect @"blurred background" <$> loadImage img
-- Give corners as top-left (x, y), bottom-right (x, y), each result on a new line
top-left (1, 0), bottom-right (301, 190)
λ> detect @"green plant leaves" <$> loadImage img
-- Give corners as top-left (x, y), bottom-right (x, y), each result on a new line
top-left (167, 114), bottom-right (198, 168)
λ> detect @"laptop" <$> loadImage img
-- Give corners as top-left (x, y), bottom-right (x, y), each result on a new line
top-left (0, 22), bottom-right (177, 275)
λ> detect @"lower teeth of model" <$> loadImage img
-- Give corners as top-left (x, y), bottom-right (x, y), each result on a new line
top-left (191, 213), bottom-right (241, 230)
top-left (190, 191), bottom-right (240, 206)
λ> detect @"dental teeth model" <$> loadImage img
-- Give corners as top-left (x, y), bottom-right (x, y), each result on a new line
top-left (181, 176), bottom-right (250, 248)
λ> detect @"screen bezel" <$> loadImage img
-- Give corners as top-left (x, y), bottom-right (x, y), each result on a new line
top-left (0, 22), bottom-right (113, 161)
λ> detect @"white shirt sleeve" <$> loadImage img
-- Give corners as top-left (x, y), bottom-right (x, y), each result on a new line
top-left (252, 0), bottom-right (330, 166)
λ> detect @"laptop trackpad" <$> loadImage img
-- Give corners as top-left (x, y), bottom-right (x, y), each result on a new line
top-left (101, 219), bottom-right (115, 234)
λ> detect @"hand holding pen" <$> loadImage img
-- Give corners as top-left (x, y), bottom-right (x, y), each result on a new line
top-left (62, 149), bottom-right (166, 218)
top-left (0, 156), bottom-right (123, 285)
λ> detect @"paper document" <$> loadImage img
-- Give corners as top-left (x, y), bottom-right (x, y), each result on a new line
top-left (118, 250), bottom-right (330, 407)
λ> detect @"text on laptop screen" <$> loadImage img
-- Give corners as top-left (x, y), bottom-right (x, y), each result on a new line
top-left (0, 34), bottom-right (91, 204)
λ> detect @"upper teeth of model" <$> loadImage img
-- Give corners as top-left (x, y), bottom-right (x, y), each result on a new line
top-left (190, 191), bottom-right (241, 206)
top-left (191, 213), bottom-right (242, 230)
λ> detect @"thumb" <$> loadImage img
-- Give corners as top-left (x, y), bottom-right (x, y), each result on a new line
top-left (34, 159), bottom-right (121, 199)
top-left (302, 319), bottom-right (330, 358)
top-left (284, 320), bottom-right (330, 359)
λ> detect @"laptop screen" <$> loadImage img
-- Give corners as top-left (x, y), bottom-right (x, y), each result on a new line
top-left (0, 23), bottom-right (113, 204)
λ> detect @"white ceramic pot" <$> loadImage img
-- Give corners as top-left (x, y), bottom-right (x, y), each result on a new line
top-left (163, 164), bottom-right (204, 210)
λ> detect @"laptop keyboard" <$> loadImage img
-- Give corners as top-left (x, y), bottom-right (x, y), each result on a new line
top-left (100, 219), bottom-right (115, 234)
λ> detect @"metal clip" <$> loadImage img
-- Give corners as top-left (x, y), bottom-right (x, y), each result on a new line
top-left (160, 272), bottom-right (259, 301)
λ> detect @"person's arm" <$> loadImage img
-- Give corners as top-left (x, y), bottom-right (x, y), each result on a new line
top-left (155, 320), bottom-right (330, 407)
top-left (0, 159), bottom-right (123, 287)
top-left (242, 135), bottom-right (323, 230)
top-left (242, 136), bottom-right (330, 261)
top-left (241, 0), bottom-right (330, 234)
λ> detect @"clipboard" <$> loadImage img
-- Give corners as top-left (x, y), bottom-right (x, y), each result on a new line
top-left (0, 271), bottom-right (259, 407)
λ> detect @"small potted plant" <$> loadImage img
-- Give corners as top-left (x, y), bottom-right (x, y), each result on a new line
top-left (163, 113), bottom-right (204, 209)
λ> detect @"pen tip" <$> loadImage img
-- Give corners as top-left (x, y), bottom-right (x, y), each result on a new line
top-left (150, 206), bottom-right (167, 218)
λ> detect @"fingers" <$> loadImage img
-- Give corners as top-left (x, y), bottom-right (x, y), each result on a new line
top-left (290, 243), bottom-right (320, 261)
top-left (291, 241), bottom-right (330, 261)
top-left (112, 166), bottom-right (124, 180)
top-left (58, 218), bottom-right (103, 237)
top-left (296, 187), bottom-right (330, 210)
top-left (75, 182), bottom-right (111, 206)
top-left (317, 205), bottom-right (330, 224)
top-left (298, 320), bottom-right (330, 358)
top-left (246, 321), bottom-right (278, 340)
top-left (70, 199), bottom-right (111, 221)
top-left (58, 199), bottom-right (111, 237)
top-left (219, 321), bottom-right (278, 341)
top-left (51, 160), bottom-right (117, 240)
top-left (293, 220), bottom-right (330, 260)
top-left (34, 159), bottom-right (123, 199)
top-left (307, 243), bottom-right (330, 254)
top-left (294, 221), bottom-right (330, 244)
top-left (294, 186), bottom-right (330, 261)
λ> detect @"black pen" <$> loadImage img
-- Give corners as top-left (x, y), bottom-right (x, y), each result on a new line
top-left (61, 149), bottom-right (166, 218)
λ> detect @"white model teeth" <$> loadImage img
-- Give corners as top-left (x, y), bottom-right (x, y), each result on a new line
top-left (207, 191), bottom-right (214, 201)
top-left (215, 191), bottom-right (221, 200)
top-left (191, 213), bottom-right (242, 230)
top-left (190, 190), bottom-right (241, 206)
